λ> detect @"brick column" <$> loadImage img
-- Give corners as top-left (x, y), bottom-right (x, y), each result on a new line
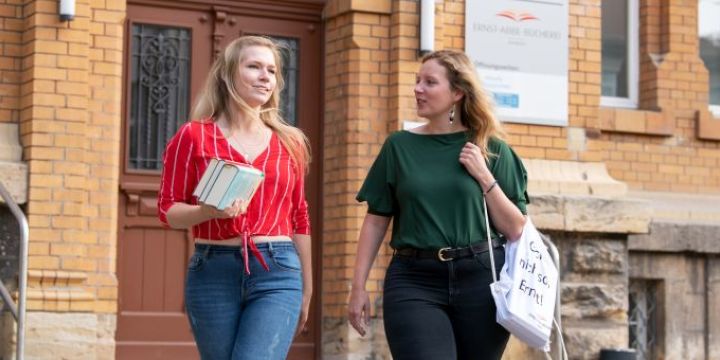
top-left (322, 1), bottom-right (392, 358)
top-left (10, 0), bottom-right (125, 358)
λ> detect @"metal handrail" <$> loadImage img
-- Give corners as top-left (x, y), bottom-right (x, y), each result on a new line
top-left (0, 181), bottom-right (27, 360)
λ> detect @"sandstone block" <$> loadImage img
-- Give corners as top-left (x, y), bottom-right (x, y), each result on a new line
top-left (571, 241), bottom-right (625, 274)
top-left (561, 283), bottom-right (627, 320)
top-left (564, 196), bottom-right (651, 234)
top-left (563, 325), bottom-right (628, 360)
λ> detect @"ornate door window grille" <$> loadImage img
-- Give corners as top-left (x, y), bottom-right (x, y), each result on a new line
top-left (128, 24), bottom-right (191, 171)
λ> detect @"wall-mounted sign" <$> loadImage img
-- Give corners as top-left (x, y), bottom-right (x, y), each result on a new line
top-left (465, 0), bottom-right (569, 126)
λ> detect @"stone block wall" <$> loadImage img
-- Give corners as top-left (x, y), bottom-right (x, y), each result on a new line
top-left (629, 222), bottom-right (720, 360)
top-left (551, 232), bottom-right (630, 359)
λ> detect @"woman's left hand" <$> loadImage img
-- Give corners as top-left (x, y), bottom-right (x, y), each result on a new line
top-left (295, 291), bottom-right (312, 338)
top-left (459, 142), bottom-right (492, 185)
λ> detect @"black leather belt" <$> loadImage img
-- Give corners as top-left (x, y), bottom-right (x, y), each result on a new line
top-left (394, 238), bottom-right (504, 262)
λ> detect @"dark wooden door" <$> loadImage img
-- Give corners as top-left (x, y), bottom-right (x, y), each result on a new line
top-left (117, 2), bottom-right (323, 359)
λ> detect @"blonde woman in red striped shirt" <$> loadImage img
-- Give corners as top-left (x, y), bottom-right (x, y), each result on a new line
top-left (158, 36), bottom-right (312, 360)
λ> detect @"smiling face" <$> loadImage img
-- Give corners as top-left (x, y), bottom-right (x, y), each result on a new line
top-left (233, 45), bottom-right (278, 109)
top-left (414, 59), bottom-right (463, 121)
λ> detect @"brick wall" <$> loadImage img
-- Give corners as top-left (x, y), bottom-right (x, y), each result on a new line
top-left (385, 0), bottom-right (720, 192)
top-left (0, 0), bottom-right (22, 125)
top-left (20, 0), bottom-right (124, 313)
top-left (323, 1), bottom-right (392, 324)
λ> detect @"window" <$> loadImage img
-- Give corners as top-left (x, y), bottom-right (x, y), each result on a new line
top-left (699, 0), bottom-right (720, 116)
top-left (601, 0), bottom-right (639, 108)
top-left (628, 279), bottom-right (660, 360)
top-left (128, 24), bottom-right (191, 171)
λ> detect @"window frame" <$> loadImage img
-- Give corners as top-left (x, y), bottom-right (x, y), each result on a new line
top-left (600, 0), bottom-right (640, 109)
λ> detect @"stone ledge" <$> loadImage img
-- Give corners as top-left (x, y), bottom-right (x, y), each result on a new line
top-left (524, 159), bottom-right (628, 197)
top-left (628, 221), bottom-right (720, 254)
top-left (629, 190), bottom-right (720, 225)
top-left (528, 194), bottom-right (651, 234)
top-left (24, 270), bottom-right (95, 312)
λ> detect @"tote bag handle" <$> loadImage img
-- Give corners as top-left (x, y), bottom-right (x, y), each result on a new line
top-left (483, 198), bottom-right (498, 283)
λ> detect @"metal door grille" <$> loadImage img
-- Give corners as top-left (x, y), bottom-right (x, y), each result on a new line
top-left (629, 279), bottom-right (658, 360)
top-left (128, 24), bottom-right (191, 170)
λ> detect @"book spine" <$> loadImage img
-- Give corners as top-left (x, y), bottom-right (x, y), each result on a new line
top-left (199, 160), bottom-right (225, 202)
top-left (193, 158), bottom-right (218, 198)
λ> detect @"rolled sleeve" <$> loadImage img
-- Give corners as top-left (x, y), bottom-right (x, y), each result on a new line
top-left (157, 124), bottom-right (196, 227)
top-left (291, 162), bottom-right (311, 235)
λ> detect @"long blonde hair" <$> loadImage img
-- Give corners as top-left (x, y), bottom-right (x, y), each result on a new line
top-left (422, 50), bottom-right (505, 158)
top-left (191, 36), bottom-right (310, 170)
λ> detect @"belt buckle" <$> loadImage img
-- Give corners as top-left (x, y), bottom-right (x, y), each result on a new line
top-left (437, 247), bottom-right (453, 261)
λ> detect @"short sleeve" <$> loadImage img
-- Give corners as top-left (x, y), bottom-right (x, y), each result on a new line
top-left (489, 139), bottom-right (529, 214)
top-left (157, 123), bottom-right (197, 227)
top-left (356, 137), bottom-right (397, 217)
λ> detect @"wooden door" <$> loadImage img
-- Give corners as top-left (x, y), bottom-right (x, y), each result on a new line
top-left (117, 2), bottom-right (323, 359)
top-left (117, 4), bottom-right (212, 359)
top-left (212, 12), bottom-right (323, 359)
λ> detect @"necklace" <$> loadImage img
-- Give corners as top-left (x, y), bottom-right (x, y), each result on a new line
top-left (227, 127), bottom-right (270, 162)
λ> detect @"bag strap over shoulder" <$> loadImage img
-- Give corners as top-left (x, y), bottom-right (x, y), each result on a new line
top-left (483, 198), bottom-right (498, 283)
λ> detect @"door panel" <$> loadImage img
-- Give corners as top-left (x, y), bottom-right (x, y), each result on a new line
top-left (118, 2), bottom-right (322, 359)
top-left (117, 4), bottom-right (211, 359)
top-left (217, 15), bottom-right (323, 356)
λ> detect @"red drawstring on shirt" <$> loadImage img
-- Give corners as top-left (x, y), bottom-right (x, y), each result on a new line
top-left (242, 231), bottom-right (269, 274)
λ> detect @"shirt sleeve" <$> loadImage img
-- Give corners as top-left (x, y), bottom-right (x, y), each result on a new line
top-left (489, 139), bottom-right (529, 214)
top-left (157, 123), bottom-right (197, 227)
top-left (291, 160), bottom-right (311, 235)
top-left (356, 136), bottom-right (397, 217)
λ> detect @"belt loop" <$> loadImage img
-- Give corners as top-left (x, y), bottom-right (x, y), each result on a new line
top-left (202, 243), bottom-right (211, 259)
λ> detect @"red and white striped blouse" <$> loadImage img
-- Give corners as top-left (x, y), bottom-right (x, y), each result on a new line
top-left (157, 120), bottom-right (311, 271)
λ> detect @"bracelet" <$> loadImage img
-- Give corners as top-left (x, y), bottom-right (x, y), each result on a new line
top-left (484, 180), bottom-right (498, 195)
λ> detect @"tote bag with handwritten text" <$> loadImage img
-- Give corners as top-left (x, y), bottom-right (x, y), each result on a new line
top-left (487, 216), bottom-right (558, 351)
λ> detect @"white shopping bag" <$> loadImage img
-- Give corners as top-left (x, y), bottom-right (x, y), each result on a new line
top-left (486, 215), bottom-right (558, 351)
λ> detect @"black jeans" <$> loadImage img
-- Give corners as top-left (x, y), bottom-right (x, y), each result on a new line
top-left (383, 247), bottom-right (509, 360)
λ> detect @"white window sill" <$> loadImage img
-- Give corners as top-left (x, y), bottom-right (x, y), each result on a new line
top-left (601, 96), bottom-right (638, 109)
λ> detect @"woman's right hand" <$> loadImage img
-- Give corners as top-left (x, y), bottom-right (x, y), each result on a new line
top-left (200, 199), bottom-right (247, 220)
top-left (348, 286), bottom-right (371, 336)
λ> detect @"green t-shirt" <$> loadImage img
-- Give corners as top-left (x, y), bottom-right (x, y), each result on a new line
top-left (356, 130), bottom-right (529, 250)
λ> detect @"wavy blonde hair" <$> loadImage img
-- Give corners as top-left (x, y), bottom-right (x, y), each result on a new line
top-left (191, 36), bottom-right (310, 170)
top-left (422, 50), bottom-right (505, 158)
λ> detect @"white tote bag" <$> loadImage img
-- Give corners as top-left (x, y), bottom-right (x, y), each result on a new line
top-left (484, 201), bottom-right (558, 351)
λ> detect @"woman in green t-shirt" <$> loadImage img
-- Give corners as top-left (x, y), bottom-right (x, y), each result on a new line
top-left (348, 50), bottom-right (529, 360)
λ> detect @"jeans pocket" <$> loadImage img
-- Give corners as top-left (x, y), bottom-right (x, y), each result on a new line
top-left (270, 247), bottom-right (301, 272)
top-left (188, 252), bottom-right (205, 272)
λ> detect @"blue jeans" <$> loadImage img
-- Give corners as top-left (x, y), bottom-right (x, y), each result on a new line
top-left (383, 247), bottom-right (509, 360)
top-left (185, 242), bottom-right (302, 360)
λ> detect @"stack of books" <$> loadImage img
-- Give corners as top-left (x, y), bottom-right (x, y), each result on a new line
top-left (192, 158), bottom-right (265, 209)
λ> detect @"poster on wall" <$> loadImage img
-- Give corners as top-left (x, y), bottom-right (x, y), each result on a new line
top-left (465, 0), bottom-right (568, 126)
